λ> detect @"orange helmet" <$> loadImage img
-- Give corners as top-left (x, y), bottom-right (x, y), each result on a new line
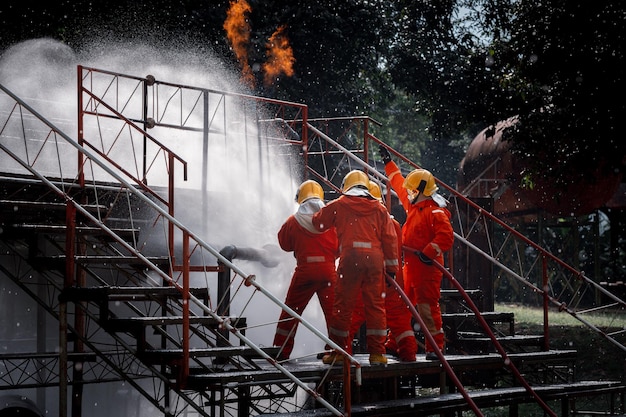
top-left (295, 180), bottom-right (324, 204)
top-left (403, 169), bottom-right (438, 197)
top-left (341, 170), bottom-right (369, 192)
top-left (368, 181), bottom-right (383, 203)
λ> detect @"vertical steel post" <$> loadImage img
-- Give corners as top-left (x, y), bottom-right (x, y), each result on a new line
top-left (76, 65), bottom-right (84, 187)
top-left (202, 91), bottom-right (209, 236)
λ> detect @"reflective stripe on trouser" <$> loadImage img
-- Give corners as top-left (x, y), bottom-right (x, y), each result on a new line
top-left (417, 302), bottom-right (444, 352)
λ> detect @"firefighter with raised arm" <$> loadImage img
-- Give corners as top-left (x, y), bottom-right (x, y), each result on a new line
top-left (312, 170), bottom-right (399, 366)
top-left (379, 145), bottom-right (454, 360)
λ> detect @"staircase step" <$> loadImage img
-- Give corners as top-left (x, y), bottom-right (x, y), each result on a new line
top-left (184, 350), bottom-right (577, 391)
top-left (60, 286), bottom-right (214, 327)
top-left (443, 311), bottom-right (515, 322)
top-left (443, 311), bottom-right (516, 335)
top-left (60, 285), bottom-right (209, 302)
top-left (104, 316), bottom-right (246, 332)
top-left (102, 315), bottom-right (247, 354)
top-left (262, 380), bottom-right (626, 417)
top-left (41, 255), bottom-right (171, 270)
top-left (3, 223), bottom-right (139, 240)
top-left (141, 345), bottom-right (281, 363)
top-left (440, 289), bottom-right (484, 313)
top-left (458, 332), bottom-right (544, 344)
top-left (454, 332), bottom-right (545, 353)
top-left (440, 288), bottom-right (483, 299)
top-left (0, 199), bottom-right (106, 212)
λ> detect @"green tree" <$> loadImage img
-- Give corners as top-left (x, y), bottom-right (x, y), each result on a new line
top-left (387, 0), bottom-right (626, 188)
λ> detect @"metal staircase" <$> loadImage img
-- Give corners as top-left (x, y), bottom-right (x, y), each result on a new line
top-left (0, 80), bottom-right (353, 417)
top-left (1, 65), bottom-right (625, 417)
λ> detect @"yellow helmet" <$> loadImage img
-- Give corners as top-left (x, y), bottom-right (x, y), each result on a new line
top-left (403, 169), bottom-right (438, 197)
top-left (368, 181), bottom-right (383, 202)
top-left (341, 170), bottom-right (369, 193)
top-left (295, 180), bottom-right (324, 204)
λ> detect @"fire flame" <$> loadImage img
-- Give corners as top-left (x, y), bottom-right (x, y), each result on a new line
top-left (263, 25), bottom-right (295, 87)
top-left (224, 0), bottom-right (296, 89)
top-left (223, 0), bottom-right (255, 88)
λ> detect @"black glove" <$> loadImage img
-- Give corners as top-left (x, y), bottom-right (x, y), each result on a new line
top-left (379, 145), bottom-right (392, 165)
top-left (415, 251), bottom-right (433, 265)
top-left (385, 271), bottom-right (396, 286)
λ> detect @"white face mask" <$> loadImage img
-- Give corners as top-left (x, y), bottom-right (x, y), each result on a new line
top-left (298, 198), bottom-right (325, 214)
top-left (407, 189), bottom-right (419, 203)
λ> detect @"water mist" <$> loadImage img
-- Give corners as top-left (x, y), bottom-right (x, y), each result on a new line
top-left (0, 37), bottom-right (327, 417)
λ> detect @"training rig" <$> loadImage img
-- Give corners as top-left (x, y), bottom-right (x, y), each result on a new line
top-left (0, 66), bottom-right (626, 417)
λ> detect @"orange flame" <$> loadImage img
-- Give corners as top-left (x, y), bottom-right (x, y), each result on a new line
top-left (224, 0), bottom-right (255, 88)
top-left (263, 25), bottom-right (295, 87)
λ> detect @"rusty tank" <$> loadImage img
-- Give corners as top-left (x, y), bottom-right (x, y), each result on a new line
top-left (457, 117), bottom-right (623, 219)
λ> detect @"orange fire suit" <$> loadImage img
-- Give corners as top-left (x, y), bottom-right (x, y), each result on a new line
top-left (385, 161), bottom-right (454, 353)
top-left (348, 217), bottom-right (417, 361)
top-left (312, 194), bottom-right (399, 355)
top-left (273, 213), bottom-right (339, 360)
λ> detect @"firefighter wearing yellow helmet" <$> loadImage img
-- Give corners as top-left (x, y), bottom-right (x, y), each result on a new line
top-left (403, 169), bottom-right (438, 201)
top-left (341, 169), bottom-right (369, 193)
top-left (312, 170), bottom-right (399, 366)
top-left (346, 181), bottom-right (418, 361)
top-left (273, 180), bottom-right (339, 361)
top-left (295, 179), bottom-right (324, 204)
top-left (379, 146), bottom-right (454, 360)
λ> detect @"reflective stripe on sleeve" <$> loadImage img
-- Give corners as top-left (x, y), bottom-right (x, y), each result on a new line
top-left (430, 243), bottom-right (442, 256)
top-left (385, 259), bottom-right (399, 267)
top-left (329, 327), bottom-right (350, 338)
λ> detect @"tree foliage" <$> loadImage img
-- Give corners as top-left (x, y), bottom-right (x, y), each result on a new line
top-left (1, 0), bottom-right (625, 188)
top-left (498, 1), bottom-right (626, 186)
top-left (388, 0), bottom-right (626, 186)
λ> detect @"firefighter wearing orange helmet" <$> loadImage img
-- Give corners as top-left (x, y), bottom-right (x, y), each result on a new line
top-left (312, 170), bottom-right (399, 366)
top-left (347, 181), bottom-right (418, 362)
top-left (273, 180), bottom-right (339, 361)
top-left (379, 146), bottom-right (454, 360)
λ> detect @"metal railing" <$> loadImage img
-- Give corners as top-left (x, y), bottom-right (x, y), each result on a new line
top-left (295, 115), bottom-right (626, 355)
top-left (1, 80), bottom-right (358, 417)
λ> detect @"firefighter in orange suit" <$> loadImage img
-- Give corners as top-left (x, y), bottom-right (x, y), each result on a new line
top-left (312, 170), bottom-right (399, 366)
top-left (347, 181), bottom-right (417, 362)
top-left (273, 180), bottom-right (339, 361)
top-left (379, 146), bottom-right (454, 360)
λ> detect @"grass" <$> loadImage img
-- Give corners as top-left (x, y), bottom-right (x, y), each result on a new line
top-left (496, 302), bottom-right (626, 328)
top-left (495, 302), bottom-right (626, 381)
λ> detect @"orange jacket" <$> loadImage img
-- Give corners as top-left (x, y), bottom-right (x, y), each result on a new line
top-left (311, 194), bottom-right (399, 273)
top-left (277, 215), bottom-right (339, 274)
top-left (386, 161), bottom-right (453, 262)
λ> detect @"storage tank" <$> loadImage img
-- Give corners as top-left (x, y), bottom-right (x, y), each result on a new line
top-left (457, 118), bottom-right (622, 219)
